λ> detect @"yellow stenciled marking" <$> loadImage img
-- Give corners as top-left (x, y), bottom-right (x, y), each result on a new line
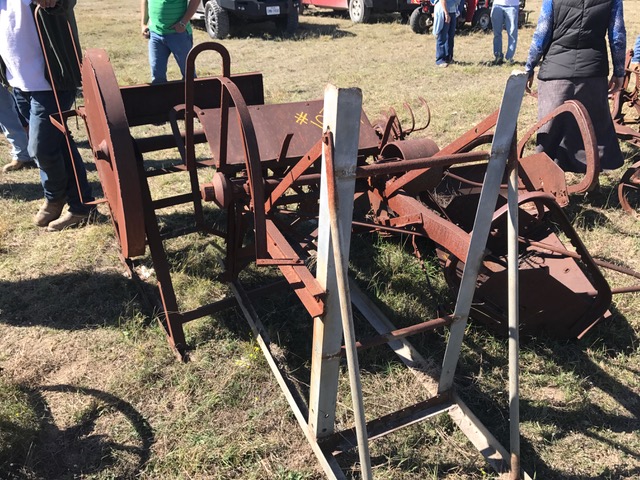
top-left (295, 111), bottom-right (309, 125)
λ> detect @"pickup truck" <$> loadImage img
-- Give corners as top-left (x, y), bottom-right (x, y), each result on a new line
top-left (193, 0), bottom-right (299, 38)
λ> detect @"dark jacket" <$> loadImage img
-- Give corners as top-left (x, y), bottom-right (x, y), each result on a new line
top-left (538, 0), bottom-right (611, 80)
top-left (0, 0), bottom-right (81, 91)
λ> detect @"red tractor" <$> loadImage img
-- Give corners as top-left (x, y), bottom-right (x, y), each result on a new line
top-left (410, 0), bottom-right (526, 35)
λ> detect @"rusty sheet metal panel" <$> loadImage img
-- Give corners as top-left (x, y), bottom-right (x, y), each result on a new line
top-left (436, 193), bottom-right (611, 339)
top-left (120, 73), bottom-right (265, 127)
top-left (196, 100), bottom-right (380, 168)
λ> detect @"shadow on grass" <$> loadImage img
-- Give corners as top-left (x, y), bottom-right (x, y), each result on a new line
top-left (192, 18), bottom-right (357, 40)
top-left (455, 303), bottom-right (639, 479)
top-left (0, 271), bottom-right (139, 330)
top-left (0, 180), bottom-right (43, 202)
top-left (0, 384), bottom-right (153, 479)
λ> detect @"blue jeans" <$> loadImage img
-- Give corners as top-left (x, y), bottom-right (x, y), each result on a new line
top-left (491, 5), bottom-right (518, 62)
top-left (633, 34), bottom-right (640, 63)
top-left (435, 17), bottom-right (457, 65)
top-left (148, 31), bottom-right (193, 83)
top-left (13, 88), bottom-right (93, 214)
top-left (0, 84), bottom-right (30, 162)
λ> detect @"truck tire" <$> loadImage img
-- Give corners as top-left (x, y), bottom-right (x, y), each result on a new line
top-left (349, 0), bottom-right (371, 23)
top-left (409, 8), bottom-right (432, 34)
top-left (275, 9), bottom-right (299, 35)
top-left (472, 7), bottom-right (491, 31)
top-left (204, 0), bottom-right (230, 39)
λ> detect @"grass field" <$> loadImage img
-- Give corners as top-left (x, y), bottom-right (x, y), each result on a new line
top-left (1, 1), bottom-right (640, 479)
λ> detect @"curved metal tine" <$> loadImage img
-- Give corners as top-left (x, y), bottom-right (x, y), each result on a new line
top-left (184, 42), bottom-right (232, 171)
top-left (414, 97), bottom-right (432, 133)
top-left (218, 77), bottom-right (269, 262)
top-left (401, 102), bottom-right (416, 135)
top-left (399, 98), bottom-right (431, 136)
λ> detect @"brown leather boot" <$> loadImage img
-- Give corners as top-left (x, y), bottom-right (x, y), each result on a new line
top-left (33, 198), bottom-right (66, 227)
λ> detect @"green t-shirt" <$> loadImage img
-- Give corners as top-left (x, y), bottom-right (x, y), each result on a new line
top-left (148, 0), bottom-right (192, 35)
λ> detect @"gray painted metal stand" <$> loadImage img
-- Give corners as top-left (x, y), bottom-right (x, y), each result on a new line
top-left (230, 73), bottom-right (531, 479)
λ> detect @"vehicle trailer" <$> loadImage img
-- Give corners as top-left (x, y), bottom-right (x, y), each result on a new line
top-left (192, 0), bottom-right (299, 39)
top-left (302, 0), bottom-right (418, 24)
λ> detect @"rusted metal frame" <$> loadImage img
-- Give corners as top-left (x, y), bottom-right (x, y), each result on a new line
top-left (228, 280), bottom-right (346, 480)
top-left (264, 219), bottom-right (325, 318)
top-left (321, 392), bottom-right (454, 455)
top-left (137, 156), bottom-right (188, 359)
top-left (340, 315), bottom-right (454, 354)
top-left (517, 100), bottom-right (600, 194)
top-left (150, 193), bottom-right (201, 210)
top-left (143, 160), bottom-right (216, 177)
top-left (356, 150), bottom-right (490, 178)
top-left (611, 50), bottom-right (638, 122)
top-left (521, 238), bottom-right (640, 281)
top-left (384, 192), bottom-right (473, 264)
top-left (217, 77), bottom-right (271, 264)
top-left (351, 219), bottom-right (429, 237)
top-left (178, 279), bottom-right (290, 324)
top-left (121, 73), bottom-right (264, 127)
top-left (384, 109), bottom-right (500, 197)
top-left (184, 43), bottom-right (231, 172)
top-left (264, 139), bottom-right (323, 214)
top-left (377, 112), bottom-right (398, 147)
top-left (491, 191), bottom-right (612, 338)
top-left (135, 131), bottom-right (209, 155)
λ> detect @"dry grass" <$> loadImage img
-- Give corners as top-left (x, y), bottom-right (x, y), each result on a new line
top-left (1, 0), bottom-right (640, 479)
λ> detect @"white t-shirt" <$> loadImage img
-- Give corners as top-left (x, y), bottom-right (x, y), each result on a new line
top-left (0, 0), bottom-right (52, 91)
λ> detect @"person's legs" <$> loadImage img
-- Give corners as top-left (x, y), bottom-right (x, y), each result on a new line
top-left (445, 18), bottom-right (456, 63)
top-left (148, 32), bottom-right (171, 83)
top-left (503, 6), bottom-right (519, 62)
top-left (435, 26), bottom-right (448, 65)
top-left (491, 5), bottom-right (505, 62)
top-left (575, 77), bottom-right (624, 171)
top-left (14, 88), bottom-right (93, 226)
top-left (165, 31), bottom-right (194, 79)
top-left (0, 85), bottom-right (31, 169)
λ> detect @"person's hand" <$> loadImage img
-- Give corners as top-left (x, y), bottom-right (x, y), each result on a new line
top-left (525, 70), bottom-right (535, 94)
top-left (142, 25), bottom-right (150, 39)
top-left (444, 12), bottom-right (451, 23)
top-left (608, 76), bottom-right (623, 94)
top-left (171, 20), bottom-right (188, 33)
top-left (34, 0), bottom-right (59, 8)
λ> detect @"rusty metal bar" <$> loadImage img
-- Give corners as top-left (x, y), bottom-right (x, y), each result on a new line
top-left (323, 125), bottom-right (372, 479)
top-left (342, 315), bottom-right (453, 354)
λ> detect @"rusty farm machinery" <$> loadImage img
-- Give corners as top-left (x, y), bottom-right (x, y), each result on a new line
top-left (610, 49), bottom-right (640, 214)
top-left (56, 41), bottom-right (640, 478)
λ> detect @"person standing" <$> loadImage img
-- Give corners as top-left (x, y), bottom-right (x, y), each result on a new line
top-left (141, 0), bottom-right (201, 84)
top-left (1, 83), bottom-right (32, 173)
top-left (0, 0), bottom-right (94, 231)
top-left (491, 0), bottom-right (520, 65)
top-left (433, 0), bottom-right (462, 68)
top-left (524, 0), bottom-right (626, 173)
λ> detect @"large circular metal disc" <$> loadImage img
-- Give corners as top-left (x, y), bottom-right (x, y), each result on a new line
top-left (82, 49), bottom-right (146, 258)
